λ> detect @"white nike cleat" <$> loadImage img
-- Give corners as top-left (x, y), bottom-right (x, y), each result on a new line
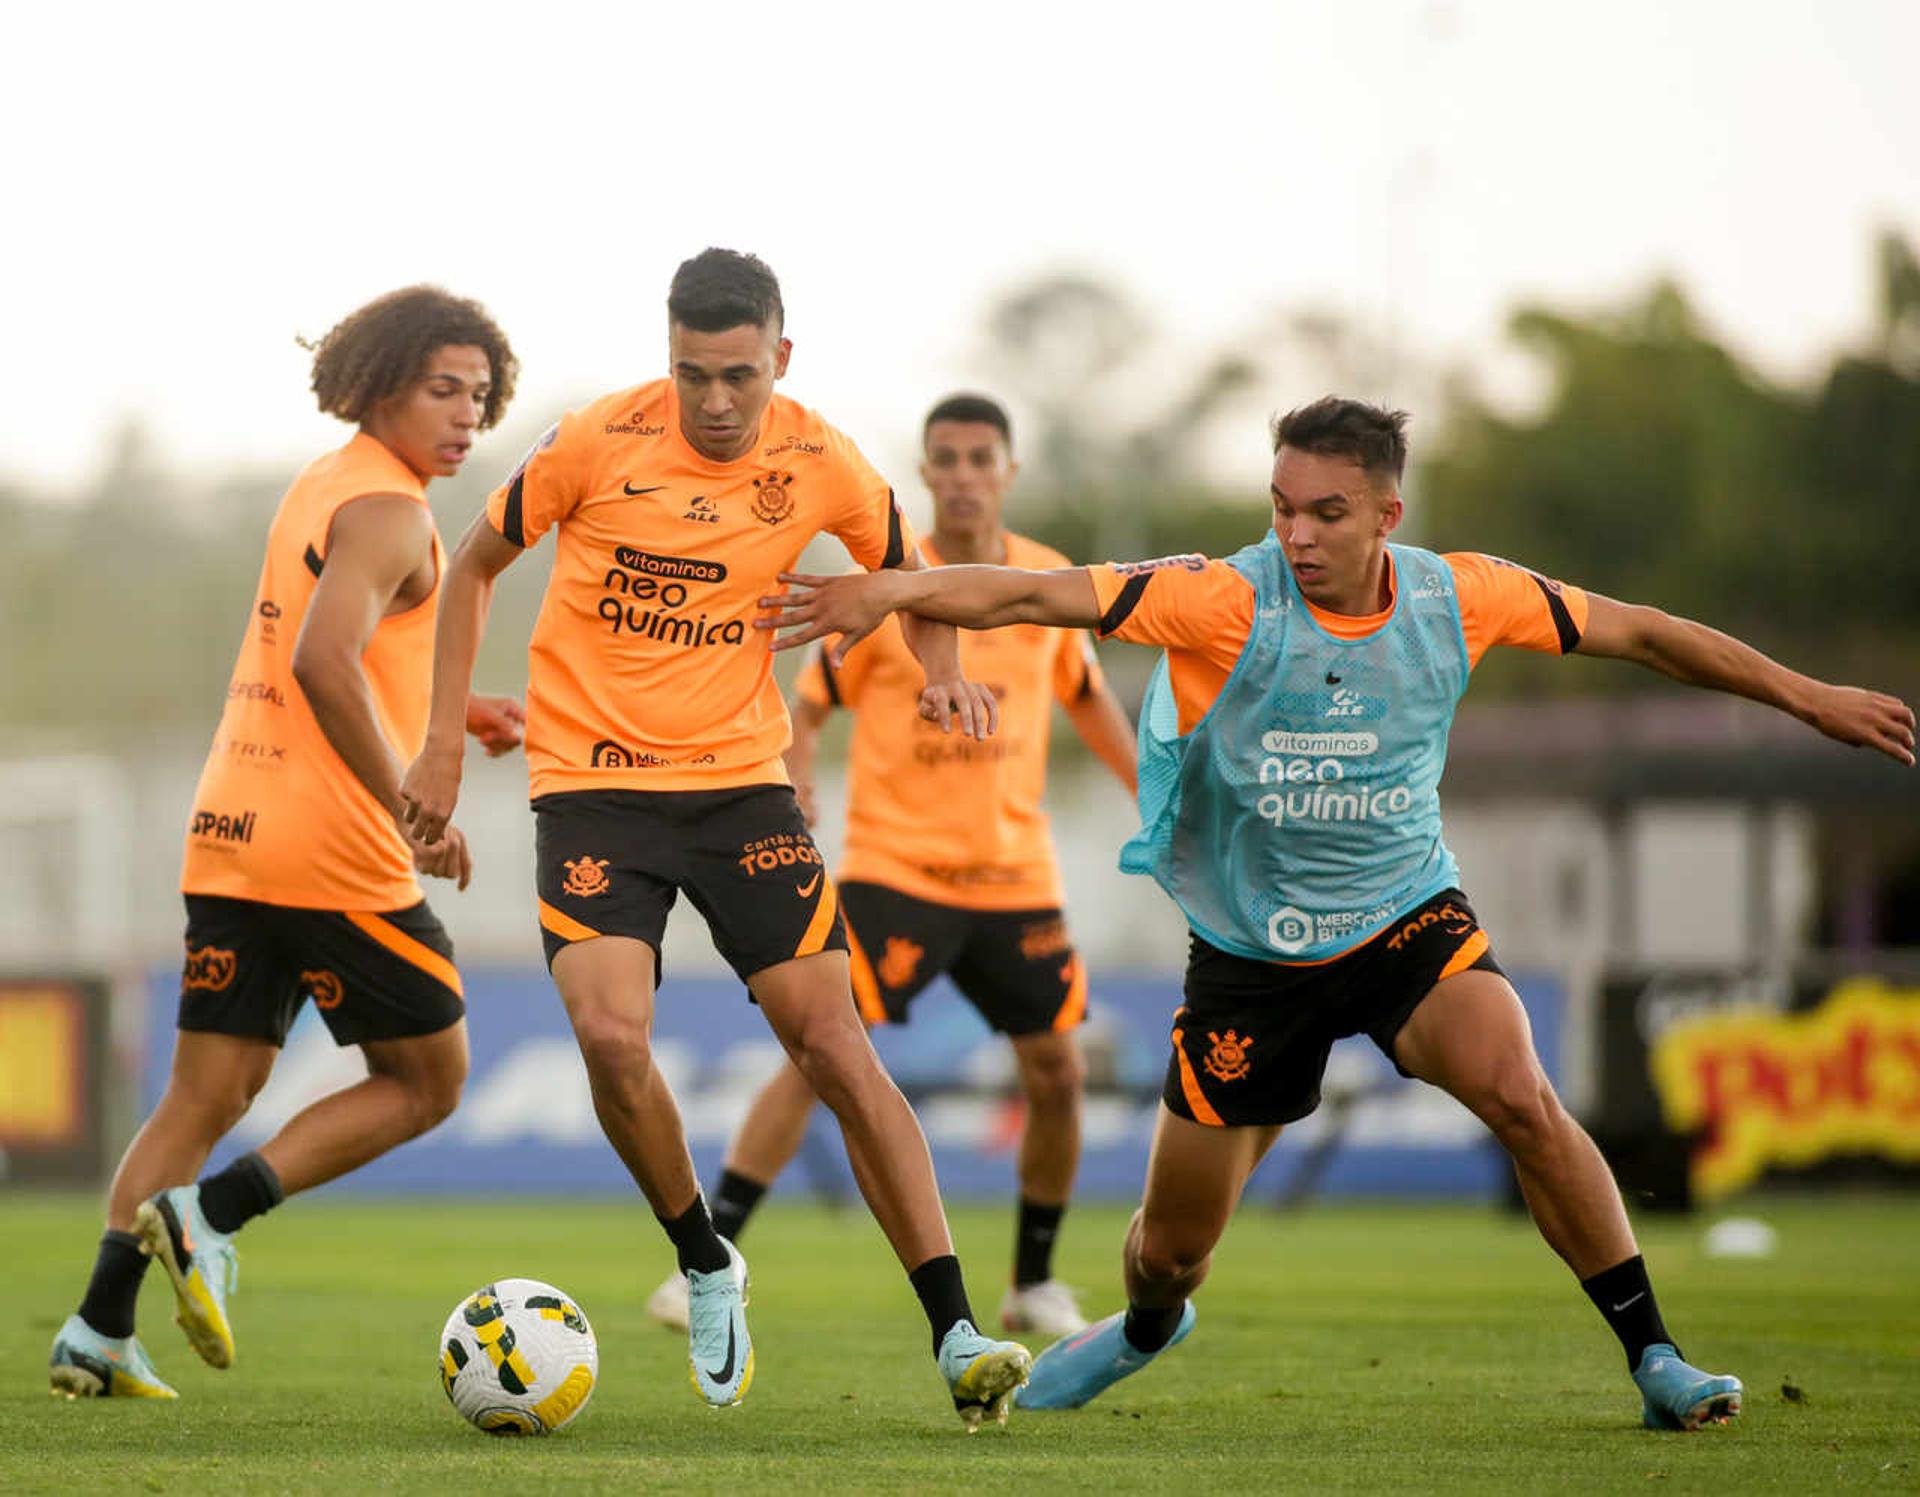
top-left (998, 1279), bottom-right (1088, 1338)
top-left (685, 1240), bottom-right (752, 1407)
top-left (647, 1270), bottom-right (690, 1332)
top-left (937, 1319), bottom-right (1032, 1432)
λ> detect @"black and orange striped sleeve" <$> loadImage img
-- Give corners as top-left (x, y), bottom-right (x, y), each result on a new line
top-left (1445, 552), bottom-right (1591, 669)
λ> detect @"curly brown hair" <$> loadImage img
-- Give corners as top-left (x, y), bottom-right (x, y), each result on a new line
top-left (303, 285), bottom-right (518, 430)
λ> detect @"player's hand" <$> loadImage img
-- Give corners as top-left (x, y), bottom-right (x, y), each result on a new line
top-left (465, 694), bottom-right (526, 757)
top-left (920, 677), bottom-right (999, 739)
top-left (399, 742), bottom-right (464, 846)
top-left (1807, 684), bottom-right (1916, 765)
top-left (410, 822), bottom-right (474, 891)
top-left (757, 571), bottom-right (903, 665)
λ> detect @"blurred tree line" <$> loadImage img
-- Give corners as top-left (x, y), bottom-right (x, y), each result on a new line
top-left (4, 231), bottom-right (1916, 752)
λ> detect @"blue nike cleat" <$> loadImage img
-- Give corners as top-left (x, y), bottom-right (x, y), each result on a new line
top-left (937, 1318), bottom-right (1032, 1432)
top-left (1015, 1302), bottom-right (1196, 1410)
top-left (685, 1239), bottom-right (753, 1407)
top-left (135, 1185), bottom-right (238, 1369)
top-left (1633, 1343), bottom-right (1743, 1430)
top-left (48, 1313), bottom-right (178, 1399)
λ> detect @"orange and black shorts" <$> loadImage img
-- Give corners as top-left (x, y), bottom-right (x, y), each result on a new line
top-left (532, 786), bottom-right (846, 984)
top-left (1163, 887), bottom-right (1503, 1128)
top-left (178, 893), bottom-right (464, 1047)
top-left (840, 881), bottom-right (1087, 1037)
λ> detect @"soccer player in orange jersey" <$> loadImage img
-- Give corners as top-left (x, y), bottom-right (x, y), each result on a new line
top-left (760, 396), bottom-right (1916, 1431)
top-left (400, 252), bottom-right (1032, 1426)
top-left (646, 394), bottom-right (1137, 1341)
top-left (50, 288), bottom-right (527, 1399)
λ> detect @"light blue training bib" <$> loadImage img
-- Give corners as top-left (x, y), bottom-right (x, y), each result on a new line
top-left (1119, 535), bottom-right (1470, 961)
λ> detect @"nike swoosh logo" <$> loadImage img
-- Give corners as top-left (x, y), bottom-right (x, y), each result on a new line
top-left (706, 1322), bottom-right (737, 1385)
top-left (1611, 1290), bottom-right (1647, 1313)
top-left (623, 483), bottom-right (666, 496)
top-left (796, 872), bottom-right (822, 898)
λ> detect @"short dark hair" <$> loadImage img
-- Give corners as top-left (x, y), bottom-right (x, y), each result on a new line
top-left (668, 248), bottom-right (784, 334)
top-left (922, 392), bottom-right (1013, 452)
top-left (1271, 396), bottom-right (1410, 487)
top-left (304, 285), bottom-right (517, 430)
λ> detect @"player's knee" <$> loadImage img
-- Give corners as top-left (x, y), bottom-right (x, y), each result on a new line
top-left (1020, 1042), bottom-right (1084, 1112)
top-left (167, 1074), bottom-right (262, 1136)
top-left (1131, 1214), bottom-right (1212, 1285)
top-left (569, 1004), bottom-right (654, 1081)
top-left (1476, 1065), bottom-right (1562, 1152)
top-left (411, 1060), bottom-right (466, 1132)
top-left (789, 1025), bottom-right (871, 1107)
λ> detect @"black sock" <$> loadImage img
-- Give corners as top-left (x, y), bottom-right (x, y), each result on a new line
top-left (76, 1230), bottom-right (150, 1340)
top-left (659, 1195), bottom-right (730, 1276)
top-left (1122, 1302), bottom-right (1185, 1354)
top-left (1013, 1198), bottom-right (1065, 1289)
top-left (1580, 1254), bottom-right (1677, 1369)
top-left (198, 1152), bottom-right (285, 1235)
top-left (709, 1169), bottom-right (769, 1246)
top-left (908, 1254), bottom-right (977, 1354)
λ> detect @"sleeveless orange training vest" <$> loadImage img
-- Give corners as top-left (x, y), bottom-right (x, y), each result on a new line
top-left (180, 431), bottom-right (442, 912)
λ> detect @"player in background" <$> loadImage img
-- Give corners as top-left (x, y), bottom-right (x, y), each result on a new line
top-left (647, 393), bottom-right (1138, 1340)
top-left (50, 287), bottom-right (526, 1398)
top-left (399, 252), bottom-right (1033, 1429)
top-left (758, 396), bottom-right (1916, 1431)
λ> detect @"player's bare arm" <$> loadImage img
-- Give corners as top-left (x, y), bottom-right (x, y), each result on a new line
top-left (401, 515), bottom-right (527, 844)
top-left (291, 496), bottom-right (473, 888)
top-left (783, 692), bottom-right (832, 826)
top-left (1576, 593), bottom-right (1917, 766)
top-left (888, 548), bottom-right (999, 740)
top-left (759, 564), bottom-right (1101, 658)
top-left (1065, 679), bottom-right (1140, 796)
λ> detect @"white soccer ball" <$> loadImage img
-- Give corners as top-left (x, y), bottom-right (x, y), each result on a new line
top-left (439, 1278), bottom-right (599, 1435)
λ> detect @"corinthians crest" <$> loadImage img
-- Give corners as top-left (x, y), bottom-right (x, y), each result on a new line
top-left (751, 470), bottom-right (796, 525)
top-left (1203, 1028), bottom-right (1254, 1083)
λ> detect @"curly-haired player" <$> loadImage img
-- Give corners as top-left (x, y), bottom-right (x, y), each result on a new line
top-left (49, 287), bottom-right (527, 1399)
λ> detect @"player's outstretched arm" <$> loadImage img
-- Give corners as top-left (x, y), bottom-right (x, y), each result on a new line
top-left (758, 565), bottom-right (1102, 661)
top-left (888, 549), bottom-right (998, 740)
top-left (1576, 594), bottom-right (1916, 765)
top-left (784, 692), bottom-right (832, 826)
top-left (401, 514), bottom-right (527, 844)
top-left (1066, 679), bottom-right (1140, 796)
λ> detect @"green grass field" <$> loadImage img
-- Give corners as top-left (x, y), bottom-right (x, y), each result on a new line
top-left (4, 1192), bottom-right (1916, 1492)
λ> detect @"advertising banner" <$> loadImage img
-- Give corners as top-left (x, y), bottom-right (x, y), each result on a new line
top-left (1594, 966), bottom-right (1920, 1202)
top-left (0, 976), bottom-right (110, 1185)
top-left (143, 965), bottom-right (1563, 1201)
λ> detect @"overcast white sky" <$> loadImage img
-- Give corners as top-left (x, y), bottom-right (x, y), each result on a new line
top-left (2, 0), bottom-right (1913, 492)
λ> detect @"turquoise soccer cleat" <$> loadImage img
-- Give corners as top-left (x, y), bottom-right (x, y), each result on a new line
top-left (936, 1318), bottom-right (1032, 1432)
top-left (48, 1313), bottom-right (178, 1399)
top-left (135, 1185), bottom-right (239, 1370)
top-left (1015, 1302), bottom-right (1195, 1410)
top-left (685, 1239), bottom-right (753, 1407)
top-left (1633, 1343), bottom-right (1743, 1430)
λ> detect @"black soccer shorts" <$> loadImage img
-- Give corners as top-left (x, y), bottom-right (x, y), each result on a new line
top-left (1163, 887), bottom-right (1504, 1127)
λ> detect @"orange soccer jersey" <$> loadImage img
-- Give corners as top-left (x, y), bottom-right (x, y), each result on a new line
top-left (487, 381), bottom-right (915, 796)
top-left (180, 433), bottom-right (441, 911)
top-left (1087, 547), bottom-right (1593, 731)
top-left (796, 534), bottom-right (1103, 910)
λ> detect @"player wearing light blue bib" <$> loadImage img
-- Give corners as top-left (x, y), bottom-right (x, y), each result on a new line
top-left (758, 395), bottom-right (1912, 1432)
top-left (1122, 534), bottom-right (1468, 964)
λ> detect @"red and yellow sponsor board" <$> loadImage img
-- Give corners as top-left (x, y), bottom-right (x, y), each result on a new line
top-left (1649, 978), bottom-right (1920, 1200)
